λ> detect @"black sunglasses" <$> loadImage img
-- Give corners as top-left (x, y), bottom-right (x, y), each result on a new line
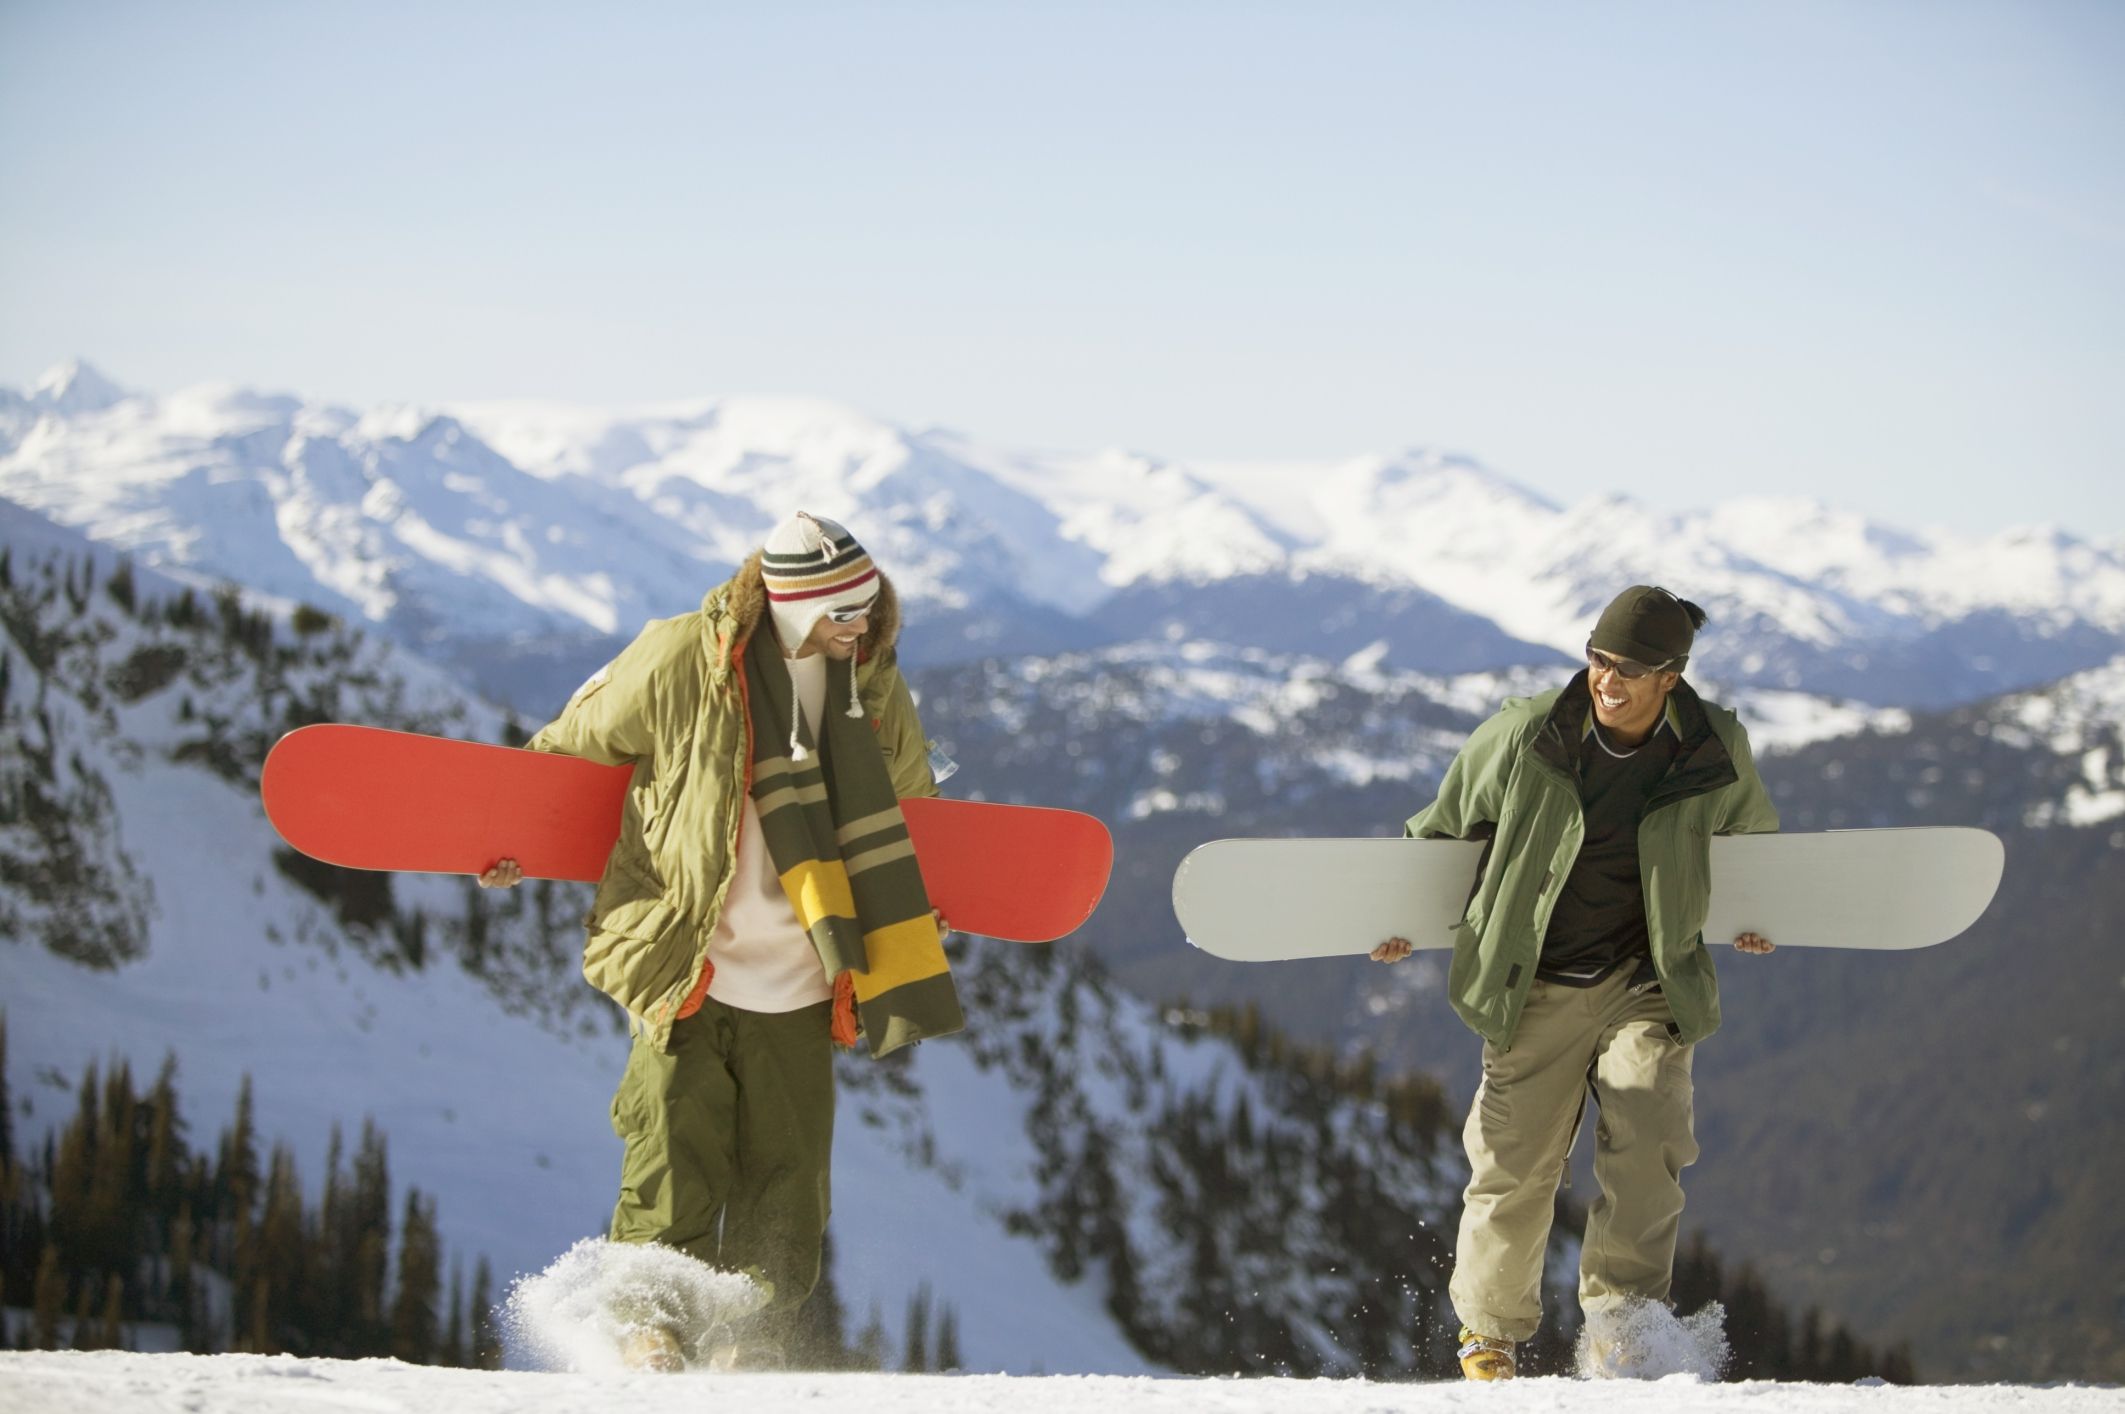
top-left (1585, 645), bottom-right (1673, 681)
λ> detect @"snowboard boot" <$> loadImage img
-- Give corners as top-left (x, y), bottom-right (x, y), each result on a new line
top-left (704, 1337), bottom-right (787, 1372)
top-left (1457, 1326), bottom-right (1517, 1381)
top-left (618, 1323), bottom-right (686, 1373)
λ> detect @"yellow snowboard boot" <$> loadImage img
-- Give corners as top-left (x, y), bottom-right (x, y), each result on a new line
top-left (1458, 1326), bottom-right (1517, 1380)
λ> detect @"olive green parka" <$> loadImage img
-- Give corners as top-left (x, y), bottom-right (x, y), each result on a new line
top-left (529, 556), bottom-right (938, 1051)
top-left (1404, 673), bottom-right (1778, 1049)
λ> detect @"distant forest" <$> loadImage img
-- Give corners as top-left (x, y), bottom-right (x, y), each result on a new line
top-left (0, 1012), bottom-right (499, 1364)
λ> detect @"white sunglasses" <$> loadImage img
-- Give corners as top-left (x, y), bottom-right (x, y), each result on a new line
top-left (825, 598), bottom-right (877, 625)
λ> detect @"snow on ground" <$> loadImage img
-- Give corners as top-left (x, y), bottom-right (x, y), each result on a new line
top-left (2, 1352), bottom-right (2115, 1414)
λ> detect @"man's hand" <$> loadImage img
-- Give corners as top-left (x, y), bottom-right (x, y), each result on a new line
top-left (932, 908), bottom-right (952, 937)
top-left (477, 858), bottom-right (524, 889)
top-left (1733, 931), bottom-right (1774, 955)
top-left (1370, 937), bottom-right (1413, 964)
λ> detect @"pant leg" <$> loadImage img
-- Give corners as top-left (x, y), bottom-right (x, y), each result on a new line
top-left (1450, 979), bottom-right (1604, 1343)
top-left (716, 999), bottom-right (836, 1319)
top-left (1579, 980), bottom-right (1700, 1314)
top-left (608, 1003), bottom-right (740, 1265)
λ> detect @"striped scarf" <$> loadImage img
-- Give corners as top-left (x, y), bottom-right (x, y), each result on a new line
top-left (742, 628), bottom-right (964, 1059)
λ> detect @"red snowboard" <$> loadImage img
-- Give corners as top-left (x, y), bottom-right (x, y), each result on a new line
top-left (261, 724), bottom-right (1112, 944)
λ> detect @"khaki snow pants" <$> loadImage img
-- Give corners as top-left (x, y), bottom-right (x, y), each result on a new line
top-left (609, 994), bottom-right (836, 1319)
top-left (1449, 971), bottom-right (1700, 1343)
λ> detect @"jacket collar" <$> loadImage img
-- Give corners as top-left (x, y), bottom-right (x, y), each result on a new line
top-left (1532, 671), bottom-right (1738, 807)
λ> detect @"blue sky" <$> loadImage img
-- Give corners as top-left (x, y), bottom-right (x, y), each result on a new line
top-left (2, 0), bottom-right (2119, 535)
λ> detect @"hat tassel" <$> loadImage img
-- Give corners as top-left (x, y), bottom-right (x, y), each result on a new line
top-left (789, 659), bottom-right (812, 762)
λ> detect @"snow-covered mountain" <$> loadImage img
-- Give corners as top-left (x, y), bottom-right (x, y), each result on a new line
top-left (5, 362), bottom-right (2122, 713)
top-left (1971, 655), bottom-right (2125, 827)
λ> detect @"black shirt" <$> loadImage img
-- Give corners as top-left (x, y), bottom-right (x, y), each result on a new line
top-left (1537, 716), bottom-right (1680, 987)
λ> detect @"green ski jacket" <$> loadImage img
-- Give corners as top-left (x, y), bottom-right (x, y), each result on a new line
top-left (529, 556), bottom-right (938, 1051)
top-left (1404, 673), bottom-right (1779, 1049)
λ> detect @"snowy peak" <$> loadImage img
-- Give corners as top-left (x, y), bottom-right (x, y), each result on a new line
top-left (1330, 448), bottom-right (1561, 521)
top-left (30, 357), bottom-right (133, 415)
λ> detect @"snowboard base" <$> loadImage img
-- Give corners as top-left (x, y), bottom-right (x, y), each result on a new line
top-left (1171, 828), bottom-right (2005, 961)
top-left (262, 724), bottom-right (1113, 943)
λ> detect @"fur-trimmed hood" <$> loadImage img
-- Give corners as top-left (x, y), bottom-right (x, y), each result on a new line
top-left (705, 550), bottom-right (907, 670)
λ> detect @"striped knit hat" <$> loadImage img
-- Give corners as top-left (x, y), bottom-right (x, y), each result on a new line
top-left (762, 512), bottom-right (879, 755)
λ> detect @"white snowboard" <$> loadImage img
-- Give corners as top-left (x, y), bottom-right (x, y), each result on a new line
top-left (1170, 827), bottom-right (2005, 962)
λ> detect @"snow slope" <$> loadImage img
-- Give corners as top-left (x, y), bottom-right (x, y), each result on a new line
top-left (1, 1351), bottom-right (2112, 1413)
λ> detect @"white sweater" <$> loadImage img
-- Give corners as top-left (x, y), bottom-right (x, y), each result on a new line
top-left (704, 651), bottom-right (835, 1013)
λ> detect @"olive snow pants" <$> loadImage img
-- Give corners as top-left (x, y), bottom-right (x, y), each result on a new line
top-left (1449, 971), bottom-right (1700, 1343)
top-left (609, 994), bottom-right (836, 1318)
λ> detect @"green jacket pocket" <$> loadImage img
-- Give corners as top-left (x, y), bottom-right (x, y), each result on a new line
top-left (582, 891), bottom-right (694, 1021)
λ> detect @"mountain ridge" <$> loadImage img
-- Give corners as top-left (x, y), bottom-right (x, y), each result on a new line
top-left (6, 361), bottom-right (2122, 713)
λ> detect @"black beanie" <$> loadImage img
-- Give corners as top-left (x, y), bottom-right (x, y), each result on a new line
top-left (1589, 585), bottom-right (1705, 670)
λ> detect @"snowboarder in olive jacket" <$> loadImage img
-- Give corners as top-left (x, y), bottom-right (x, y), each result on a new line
top-left (1372, 585), bottom-right (1778, 1379)
top-left (482, 512), bottom-right (960, 1370)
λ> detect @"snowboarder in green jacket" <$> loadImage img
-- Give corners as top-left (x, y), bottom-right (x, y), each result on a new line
top-left (1371, 585), bottom-right (1779, 1379)
top-left (481, 511), bottom-right (960, 1371)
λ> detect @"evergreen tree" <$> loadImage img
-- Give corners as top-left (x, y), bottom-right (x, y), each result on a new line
top-left (1798, 1305), bottom-right (1826, 1377)
top-left (68, 1276), bottom-right (97, 1350)
top-left (903, 1282), bottom-right (932, 1372)
top-left (48, 1063), bottom-right (98, 1271)
top-left (350, 1121), bottom-right (392, 1352)
top-left (1826, 1328), bottom-right (1865, 1383)
top-left (143, 1054), bottom-right (184, 1243)
top-left (314, 1124), bottom-right (349, 1353)
top-left (169, 1205), bottom-right (198, 1331)
top-left (97, 1273), bottom-right (125, 1351)
top-left (217, 1076), bottom-right (260, 1273)
top-left (31, 1245), bottom-right (64, 1350)
top-left (852, 1302), bottom-right (888, 1372)
top-left (84, 1057), bottom-right (137, 1278)
top-left (468, 1258), bottom-right (501, 1370)
top-left (253, 1144), bottom-right (306, 1352)
top-left (440, 1260), bottom-right (466, 1369)
top-left (1726, 1262), bottom-right (1790, 1380)
top-left (934, 1302), bottom-right (962, 1373)
top-left (106, 560), bottom-right (137, 616)
top-left (0, 1013), bottom-right (18, 1303)
top-left (0, 1014), bottom-right (14, 1184)
top-left (389, 1189), bottom-right (441, 1364)
top-left (1081, 1127), bottom-right (1139, 1329)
